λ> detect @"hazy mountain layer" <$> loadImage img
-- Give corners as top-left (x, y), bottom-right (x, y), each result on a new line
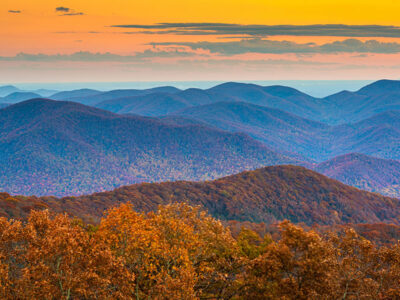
top-left (0, 99), bottom-right (294, 196)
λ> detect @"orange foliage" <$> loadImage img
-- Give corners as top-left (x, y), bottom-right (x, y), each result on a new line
top-left (0, 211), bottom-right (134, 299)
top-left (242, 221), bottom-right (337, 299)
top-left (0, 203), bottom-right (400, 299)
top-left (98, 203), bottom-right (240, 299)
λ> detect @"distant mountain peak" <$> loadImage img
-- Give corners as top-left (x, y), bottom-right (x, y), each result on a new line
top-left (324, 90), bottom-right (354, 99)
top-left (8, 97), bottom-right (79, 107)
top-left (0, 85), bottom-right (18, 89)
top-left (2, 98), bottom-right (117, 121)
top-left (262, 85), bottom-right (312, 98)
top-left (358, 79), bottom-right (400, 95)
top-left (49, 88), bottom-right (102, 101)
top-left (208, 82), bottom-right (258, 90)
top-left (2, 91), bottom-right (42, 103)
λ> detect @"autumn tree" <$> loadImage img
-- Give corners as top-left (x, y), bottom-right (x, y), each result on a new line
top-left (154, 203), bottom-right (242, 299)
top-left (2, 203), bottom-right (400, 299)
top-left (97, 203), bottom-right (197, 299)
top-left (98, 203), bottom-right (242, 299)
top-left (241, 221), bottom-right (338, 299)
top-left (329, 228), bottom-right (400, 299)
top-left (237, 227), bottom-right (272, 259)
top-left (0, 211), bottom-right (135, 300)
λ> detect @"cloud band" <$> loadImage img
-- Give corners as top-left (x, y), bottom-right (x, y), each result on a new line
top-left (111, 23), bottom-right (400, 38)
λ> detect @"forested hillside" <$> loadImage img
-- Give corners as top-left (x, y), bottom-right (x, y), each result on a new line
top-left (2, 80), bottom-right (400, 201)
top-left (315, 153), bottom-right (400, 198)
top-left (0, 99), bottom-right (294, 196)
top-left (2, 166), bottom-right (400, 226)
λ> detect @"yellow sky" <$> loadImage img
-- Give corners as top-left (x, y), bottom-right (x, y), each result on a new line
top-left (3, 0), bottom-right (400, 24)
top-left (2, 0), bottom-right (400, 82)
top-left (2, 0), bottom-right (400, 54)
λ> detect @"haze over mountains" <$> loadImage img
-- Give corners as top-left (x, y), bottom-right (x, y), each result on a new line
top-left (0, 99), bottom-right (294, 196)
top-left (0, 85), bottom-right (56, 99)
top-left (84, 80), bottom-right (400, 125)
top-left (0, 79), bottom-right (399, 198)
top-left (0, 92), bottom-right (42, 103)
top-left (173, 102), bottom-right (400, 162)
top-left (54, 86), bottom-right (181, 106)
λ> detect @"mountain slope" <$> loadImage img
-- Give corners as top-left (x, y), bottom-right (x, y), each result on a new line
top-left (332, 111), bottom-right (400, 160)
top-left (1, 92), bottom-right (41, 103)
top-left (94, 88), bottom-right (235, 115)
top-left (207, 82), bottom-right (329, 120)
top-left (323, 80), bottom-right (400, 124)
top-left (26, 79), bottom-right (400, 125)
top-left (315, 153), bottom-right (400, 198)
top-left (66, 80), bottom-right (400, 125)
top-left (34, 89), bottom-right (59, 97)
top-left (3, 166), bottom-right (400, 226)
top-left (93, 83), bottom-right (327, 120)
top-left (0, 85), bottom-right (20, 97)
top-left (0, 99), bottom-right (295, 196)
top-left (96, 93), bottom-right (192, 116)
top-left (174, 101), bottom-right (328, 160)
top-left (72, 86), bottom-right (181, 105)
top-left (50, 89), bottom-right (102, 100)
top-left (357, 79), bottom-right (400, 95)
top-left (206, 80), bottom-right (400, 125)
top-left (171, 102), bottom-right (400, 162)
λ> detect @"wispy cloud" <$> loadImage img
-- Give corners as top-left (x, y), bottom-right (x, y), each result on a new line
top-left (3, 52), bottom-right (400, 82)
top-left (111, 23), bottom-right (400, 38)
top-left (3, 39), bottom-right (400, 65)
top-left (0, 50), bottom-right (196, 62)
top-left (62, 12), bottom-right (85, 16)
top-left (8, 10), bottom-right (21, 14)
top-left (55, 7), bottom-right (70, 12)
top-left (151, 38), bottom-right (400, 55)
top-left (55, 7), bottom-right (85, 16)
top-left (54, 31), bottom-right (102, 34)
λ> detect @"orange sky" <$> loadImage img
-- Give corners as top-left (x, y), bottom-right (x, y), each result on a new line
top-left (1, 0), bottom-right (400, 82)
top-left (3, 0), bottom-right (400, 54)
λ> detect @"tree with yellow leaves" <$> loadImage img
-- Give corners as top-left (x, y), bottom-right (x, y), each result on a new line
top-left (98, 203), bottom-right (242, 299)
top-left (98, 203), bottom-right (197, 299)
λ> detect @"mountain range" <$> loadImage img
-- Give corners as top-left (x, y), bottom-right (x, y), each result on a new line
top-left (3, 80), bottom-right (400, 127)
top-left (1, 165), bottom-right (399, 226)
top-left (0, 85), bottom-right (57, 98)
top-left (0, 99), bottom-right (294, 196)
top-left (170, 102), bottom-right (400, 162)
top-left (75, 80), bottom-right (400, 125)
top-left (0, 85), bottom-right (20, 97)
top-left (0, 92), bottom-right (42, 103)
top-left (0, 80), bottom-right (400, 198)
top-left (92, 83), bottom-right (326, 120)
top-left (54, 86), bottom-right (181, 106)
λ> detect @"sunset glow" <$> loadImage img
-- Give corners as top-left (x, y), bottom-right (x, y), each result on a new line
top-left (2, 0), bottom-right (400, 82)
